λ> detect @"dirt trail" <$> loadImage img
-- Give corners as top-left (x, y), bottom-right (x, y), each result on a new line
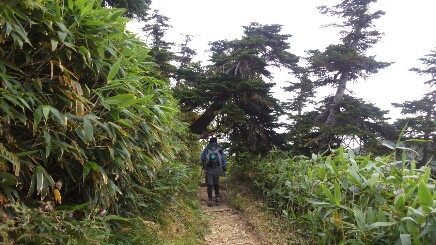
top-left (198, 183), bottom-right (261, 245)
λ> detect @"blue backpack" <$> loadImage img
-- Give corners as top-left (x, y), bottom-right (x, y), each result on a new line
top-left (206, 143), bottom-right (222, 167)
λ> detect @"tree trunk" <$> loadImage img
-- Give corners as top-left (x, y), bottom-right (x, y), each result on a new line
top-left (325, 72), bottom-right (350, 125)
top-left (325, 38), bottom-right (359, 125)
top-left (189, 101), bottom-right (225, 135)
top-left (318, 38), bottom-right (359, 152)
top-left (419, 101), bottom-right (434, 167)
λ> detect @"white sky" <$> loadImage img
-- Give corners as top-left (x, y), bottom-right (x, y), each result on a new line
top-left (127, 0), bottom-right (435, 121)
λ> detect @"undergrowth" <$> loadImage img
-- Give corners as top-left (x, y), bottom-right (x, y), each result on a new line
top-left (227, 178), bottom-right (315, 244)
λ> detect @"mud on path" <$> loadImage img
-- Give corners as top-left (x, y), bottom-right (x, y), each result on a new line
top-left (198, 183), bottom-right (261, 245)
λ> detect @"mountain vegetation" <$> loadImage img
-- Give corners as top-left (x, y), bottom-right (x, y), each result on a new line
top-left (0, 0), bottom-right (435, 244)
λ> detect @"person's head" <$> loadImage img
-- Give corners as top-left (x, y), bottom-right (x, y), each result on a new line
top-left (209, 137), bottom-right (217, 143)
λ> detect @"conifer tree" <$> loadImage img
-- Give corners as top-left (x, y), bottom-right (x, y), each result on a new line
top-left (288, 0), bottom-right (393, 154)
top-left (393, 49), bottom-right (436, 166)
top-left (175, 23), bottom-right (299, 153)
top-left (103, 0), bottom-right (152, 21)
top-left (141, 10), bottom-right (177, 78)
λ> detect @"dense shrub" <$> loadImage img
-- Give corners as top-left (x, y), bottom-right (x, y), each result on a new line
top-left (249, 147), bottom-right (436, 244)
top-left (0, 0), bottom-right (206, 243)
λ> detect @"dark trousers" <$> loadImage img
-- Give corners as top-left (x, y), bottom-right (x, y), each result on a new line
top-left (205, 166), bottom-right (222, 198)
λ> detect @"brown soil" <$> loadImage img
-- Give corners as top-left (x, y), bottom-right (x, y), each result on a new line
top-left (198, 183), bottom-right (261, 245)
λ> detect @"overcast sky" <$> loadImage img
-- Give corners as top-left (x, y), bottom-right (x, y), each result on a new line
top-left (127, 0), bottom-right (435, 121)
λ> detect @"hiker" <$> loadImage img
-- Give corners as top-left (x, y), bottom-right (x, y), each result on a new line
top-left (201, 137), bottom-right (227, 207)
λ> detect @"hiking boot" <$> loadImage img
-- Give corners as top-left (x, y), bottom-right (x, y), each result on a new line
top-left (215, 195), bottom-right (221, 205)
top-left (207, 198), bottom-right (213, 207)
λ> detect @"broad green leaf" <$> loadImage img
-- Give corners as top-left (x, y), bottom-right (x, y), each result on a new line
top-left (83, 162), bottom-right (92, 178)
top-left (83, 118), bottom-right (93, 142)
top-left (394, 194), bottom-right (406, 211)
top-left (3, 94), bottom-right (21, 105)
top-left (106, 9), bottom-right (125, 22)
top-left (423, 167), bottom-right (430, 183)
top-left (89, 162), bottom-right (99, 171)
top-left (41, 168), bottom-right (55, 187)
top-left (80, 0), bottom-right (95, 17)
top-left (121, 108), bottom-right (141, 121)
top-left (401, 150), bottom-right (406, 169)
top-left (377, 208), bottom-right (386, 222)
top-left (57, 31), bottom-right (67, 42)
top-left (68, 0), bottom-right (74, 9)
top-left (98, 81), bottom-right (129, 90)
top-left (117, 96), bottom-right (137, 108)
top-left (107, 59), bottom-right (121, 81)
top-left (103, 44), bottom-right (117, 57)
top-left (10, 107), bottom-right (26, 124)
top-left (306, 198), bottom-right (336, 207)
top-left (417, 223), bottom-right (436, 239)
top-left (334, 181), bottom-right (341, 206)
top-left (113, 157), bottom-right (125, 170)
top-left (400, 234), bottom-right (411, 245)
top-left (0, 172), bottom-right (18, 186)
top-left (353, 207), bottom-right (366, 230)
top-left (10, 33), bottom-right (23, 48)
top-left (367, 222), bottom-right (395, 229)
top-left (15, 150), bottom-right (39, 157)
top-left (410, 160), bottom-right (416, 175)
top-left (401, 217), bottom-right (417, 223)
top-left (116, 119), bottom-right (134, 128)
top-left (369, 172), bottom-right (379, 187)
top-left (132, 94), bottom-right (154, 104)
top-left (10, 23), bottom-right (29, 45)
top-left (97, 165), bottom-right (108, 184)
top-left (330, 159), bottom-right (339, 176)
top-left (318, 167), bottom-right (326, 180)
top-left (28, 173), bottom-right (37, 196)
top-left (307, 167), bottom-right (313, 181)
top-left (418, 180), bottom-right (433, 208)
top-left (104, 94), bottom-right (136, 105)
top-left (137, 50), bottom-right (149, 63)
top-left (50, 107), bottom-right (67, 126)
top-left (348, 149), bottom-right (355, 159)
top-left (42, 105), bottom-right (50, 120)
top-left (366, 208), bottom-right (374, 225)
top-left (43, 129), bottom-right (51, 158)
top-left (55, 21), bottom-right (68, 32)
top-left (35, 166), bottom-right (44, 195)
top-left (78, 46), bottom-right (91, 61)
top-left (337, 146), bottom-right (344, 161)
top-left (404, 185), bottom-right (417, 200)
top-left (324, 156), bottom-right (334, 173)
top-left (321, 184), bottom-right (335, 205)
top-left (347, 169), bottom-right (362, 186)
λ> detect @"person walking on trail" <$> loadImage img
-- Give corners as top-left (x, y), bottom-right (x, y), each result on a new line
top-left (201, 137), bottom-right (227, 207)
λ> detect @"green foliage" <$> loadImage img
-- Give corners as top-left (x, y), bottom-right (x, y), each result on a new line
top-left (249, 147), bottom-right (436, 244)
top-left (1, 201), bottom-right (128, 244)
top-left (141, 10), bottom-right (177, 79)
top-left (102, 0), bottom-right (152, 21)
top-left (287, 95), bottom-right (395, 156)
top-left (287, 0), bottom-right (393, 154)
top-left (0, 0), bottom-right (206, 243)
top-left (175, 22), bottom-right (298, 154)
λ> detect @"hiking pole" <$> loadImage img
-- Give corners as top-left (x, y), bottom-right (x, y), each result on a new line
top-left (200, 161), bottom-right (206, 187)
top-left (223, 170), bottom-right (229, 202)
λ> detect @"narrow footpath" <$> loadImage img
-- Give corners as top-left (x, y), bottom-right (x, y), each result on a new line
top-left (198, 183), bottom-right (261, 245)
